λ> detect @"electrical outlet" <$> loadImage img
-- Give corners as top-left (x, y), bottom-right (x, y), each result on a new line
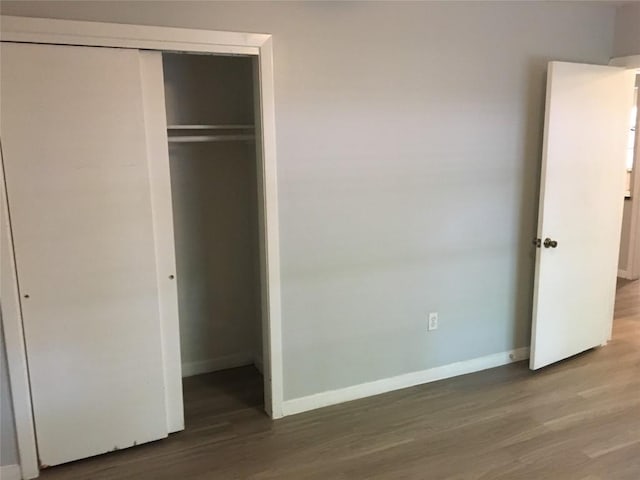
top-left (428, 312), bottom-right (438, 331)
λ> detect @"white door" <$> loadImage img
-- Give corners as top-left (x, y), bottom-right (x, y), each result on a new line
top-left (1, 42), bottom-right (169, 466)
top-left (530, 61), bottom-right (636, 370)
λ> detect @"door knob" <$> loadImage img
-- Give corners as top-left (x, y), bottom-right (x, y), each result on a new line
top-left (543, 238), bottom-right (558, 248)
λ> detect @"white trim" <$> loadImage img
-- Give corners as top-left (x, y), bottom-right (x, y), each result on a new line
top-left (256, 37), bottom-right (284, 419)
top-left (0, 465), bottom-right (22, 480)
top-left (0, 15), bottom-right (284, 476)
top-left (253, 354), bottom-right (264, 375)
top-left (0, 16), bottom-right (265, 55)
top-left (1, 146), bottom-right (39, 479)
top-left (618, 268), bottom-right (633, 280)
top-left (609, 55), bottom-right (640, 69)
top-left (282, 347), bottom-right (530, 417)
top-left (181, 353), bottom-right (255, 378)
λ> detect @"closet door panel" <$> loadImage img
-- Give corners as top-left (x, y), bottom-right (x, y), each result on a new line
top-left (0, 42), bottom-right (168, 466)
top-left (139, 51), bottom-right (184, 433)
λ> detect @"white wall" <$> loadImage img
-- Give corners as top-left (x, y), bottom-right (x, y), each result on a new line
top-left (613, 2), bottom-right (640, 57)
top-left (0, 0), bottom-right (622, 466)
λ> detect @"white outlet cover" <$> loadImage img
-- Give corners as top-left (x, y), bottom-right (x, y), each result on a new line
top-left (428, 312), bottom-right (438, 331)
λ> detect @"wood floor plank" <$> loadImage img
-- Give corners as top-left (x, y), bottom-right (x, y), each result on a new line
top-left (40, 278), bottom-right (640, 479)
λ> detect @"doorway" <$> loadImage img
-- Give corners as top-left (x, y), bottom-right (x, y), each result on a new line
top-left (614, 71), bottom-right (640, 347)
top-left (618, 73), bottom-right (640, 280)
top-left (162, 52), bottom-right (266, 427)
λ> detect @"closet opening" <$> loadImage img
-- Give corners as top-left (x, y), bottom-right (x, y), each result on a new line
top-left (162, 52), bottom-right (266, 422)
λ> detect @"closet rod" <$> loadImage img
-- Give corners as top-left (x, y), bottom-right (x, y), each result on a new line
top-left (168, 134), bottom-right (255, 143)
top-left (167, 124), bottom-right (254, 130)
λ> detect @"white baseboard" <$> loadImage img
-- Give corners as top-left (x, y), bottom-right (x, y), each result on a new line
top-left (618, 268), bottom-right (639, 280)
top-left (253, 354), bottom-right (264, 375)
top-left (282, 347), bottom-right (530, 417)
top-left (618, 268), bottom-right (631, 279)
top-left (0, 464), bottom-right (22, 480)
top-left (181, 352), bottom-right (254, 377)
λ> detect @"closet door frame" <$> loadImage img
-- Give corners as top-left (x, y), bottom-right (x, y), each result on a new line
top-left (0, 15), bottom-right (284, 479)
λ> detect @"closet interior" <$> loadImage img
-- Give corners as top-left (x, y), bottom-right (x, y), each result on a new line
top-left (162, 53), bottom-right (264, 416)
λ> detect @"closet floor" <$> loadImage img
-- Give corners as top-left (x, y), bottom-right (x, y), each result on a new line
top-left (38, 282), bottom-right (640, 479)
top-left (182, 365), bottom-right (265, 422)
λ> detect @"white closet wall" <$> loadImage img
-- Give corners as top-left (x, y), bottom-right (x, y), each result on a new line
top-left (162, 54), bottom-right (262, 377)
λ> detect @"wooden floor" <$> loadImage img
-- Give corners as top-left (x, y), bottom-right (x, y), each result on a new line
top-left (42, 281), bottom-right (640, 479)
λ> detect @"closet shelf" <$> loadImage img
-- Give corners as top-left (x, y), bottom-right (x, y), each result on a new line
top-left (167, 124), bottom-right (254, 130)
top-left (167, 125), bottom-right (256, 143)
top-left (168, 134), bottom-right (255, 143)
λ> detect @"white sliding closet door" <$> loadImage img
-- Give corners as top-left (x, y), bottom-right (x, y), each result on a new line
top-left (1, 42), bottom-right (169, 466)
